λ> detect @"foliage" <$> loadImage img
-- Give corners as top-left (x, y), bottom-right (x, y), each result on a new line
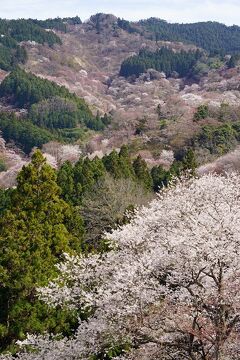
top-left (132, 155), bottom-right (153, 190)
top-left (120, 47), bottom-right (202, 78)
top-left (58, 156), bottom-right (107, 206)
top-left (117, 18), bottom-right (139, 34)
top-left (7, 173), bottom-right (240, 360)
top-left (57, 146), bottom-right (196, 208)
top-left (0, 69), bottom-right (88, 111)
top-left (227, 54), bottom-right (240, 68)
top-left (0, 189), bottom-right (12, 215)
top-left (85, 112), bottom-right (112, 131)
top-left (0, 69), bottom-right (109, 137)
top-left (0, 151), bottom-right (84, 350)
top-left (151, 149), bottom-right (197, 191)
top-left (194, 104), bottom-right (209, 121)
top-left (138, 18), bottom-right (240, 54)
top-left (0, 112), bottom-right (54, 154)
top-left (0, 45), bottom-right (27, 71)
top-left (0, 19), bottom-right (61, 71)
top-left (29, 96), bottom-right (80, 129)
top-left (0, 159), bottom-right (6, 172)
top-left (32, 16), bottom-right (82, 33)
top-left (195, 123), bottom-right (240, 155)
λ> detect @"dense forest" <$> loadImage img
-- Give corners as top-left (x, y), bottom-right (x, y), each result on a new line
top-left (0, 112), bottom-right (54, 154)
top-left (120, 47), bottom-right (203, 78)
top-left (138, 18), bottom-right (240, 54)
top-left (0, 19), bottom-right (62, 70)
top-left (0, 69), bottom-right (111, 152)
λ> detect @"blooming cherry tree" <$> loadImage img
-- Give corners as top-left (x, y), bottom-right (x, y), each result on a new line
top-left (2, 174), bottom-right (240, 360)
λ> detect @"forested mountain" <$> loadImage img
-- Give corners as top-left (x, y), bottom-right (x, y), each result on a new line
top-left (0, 69), bottom-right (111, 152)
top-left (137, 18), bottom-right (240, 54)
top-left (32, 16), bottom-right (82, 32)
top-left (0, 11), bottom-right (240, 360)
top-left (0, 19), bottom-right (62, 70)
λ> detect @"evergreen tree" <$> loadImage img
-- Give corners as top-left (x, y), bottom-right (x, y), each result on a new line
top-left (151, 166), bottom-right (171, 191)
top-left (57, 161), bottom-right (75, 204)
top-left (0, 150), bottom-right (82, 350)
top-left (181, 148), bottom-right (197, 175)
top-left (133, 155), bottom-right (153, 190)
top-left (118, 145), bottom-right (135, 178)
top-left (102, 150), bottom-right (122, 178)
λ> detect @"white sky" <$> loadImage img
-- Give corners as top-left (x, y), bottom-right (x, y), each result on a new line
top-left (1, 0), bottom-right (240, 25)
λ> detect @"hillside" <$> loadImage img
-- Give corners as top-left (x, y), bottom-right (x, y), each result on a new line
top-left (1, 14), bottom-right (240, 185)
top-left (0, 12), bottom-right (240, 359)
top-left (137, 18), bottom-right (240, 53)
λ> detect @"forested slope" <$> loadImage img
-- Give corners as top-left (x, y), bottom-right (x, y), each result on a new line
top-left (138, 18), bottom-right (240, 54)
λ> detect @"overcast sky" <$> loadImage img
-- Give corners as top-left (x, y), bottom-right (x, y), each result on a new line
top-left (2, 0), bottom-right (240, 25)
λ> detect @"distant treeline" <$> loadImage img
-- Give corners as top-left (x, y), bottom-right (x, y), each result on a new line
top-left (120, 47), bottom-right (202, 78)
top-left (138, 18), bottom-right (240, 54)
top-left (32, 16), bottom-right (82, 32)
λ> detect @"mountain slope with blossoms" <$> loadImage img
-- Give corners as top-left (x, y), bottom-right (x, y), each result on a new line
top-left (22, 15), bottom-right (240, 165)
top-left (2, 14), bottom-right (240, 187)
top-left (2, 173), bottom-right (239, 360)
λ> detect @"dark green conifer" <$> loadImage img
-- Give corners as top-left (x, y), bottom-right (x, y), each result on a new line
top-left (0, 150), bottom-right (82, 350)
top-left (133, 155), bottom-right (153, 190)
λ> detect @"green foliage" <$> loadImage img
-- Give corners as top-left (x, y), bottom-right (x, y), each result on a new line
top-left (0, 68), bottom-right (87, 110)
top-left (0, 19), bottom-right (62, 46)
top-left (0, 19), bottom-right (61, 71)
top-left (117, 18), bottom-right (139, 34)
top-left (151, 165), bottom-right (171, 191)
top-left (0, 112), bottom-right (54, 154)
top-left (196, 123), bottom-right (240, 155)
top-left (85, 112), bottom-right (112, 131)
top-left (151, 149), bottom-right (197, 191)
top-left (194, 104), bottom-right (209, 121)
top-left (138, 18), bottom-right (240, 54)
top-left (135, 117), bottom-right (148, 135)
top-left (0, 44), bottom-right (28, 71)
top-left (192, 61), bottom-right (210, 79)
top-left (102, 150), bottom-right (123, 178)
top-left (0, 189), bottom-right (12, 215)
top-left (120, 47), bottom-right (202, 78)
top-left (0, 151), bottom-right (84, 350)
top-left (58, 156), bottom-right (106, 206)
top-left (227, 54), bottom-right (240, 68)
top-left (132, 155), bottom-right (153, 190)
top-left (29, 96), bottom-right (80, 129)
top-left (0, 158), bottom-right (6, 172)
top-left (33, 16), bottom-right (82, 32)
top-left (0, 69), bottom-right (110, 140)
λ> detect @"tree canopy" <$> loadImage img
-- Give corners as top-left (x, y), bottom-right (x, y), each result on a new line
top-left (3, 173), bottom-right (239, 359)
top-left (138, 18), bottom-right (240, 54)
top-left (120, 47), bottom-right (202, 78)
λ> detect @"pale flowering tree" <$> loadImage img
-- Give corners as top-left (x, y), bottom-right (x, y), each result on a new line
top-left (1, 174), bottom-right (240, 360)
